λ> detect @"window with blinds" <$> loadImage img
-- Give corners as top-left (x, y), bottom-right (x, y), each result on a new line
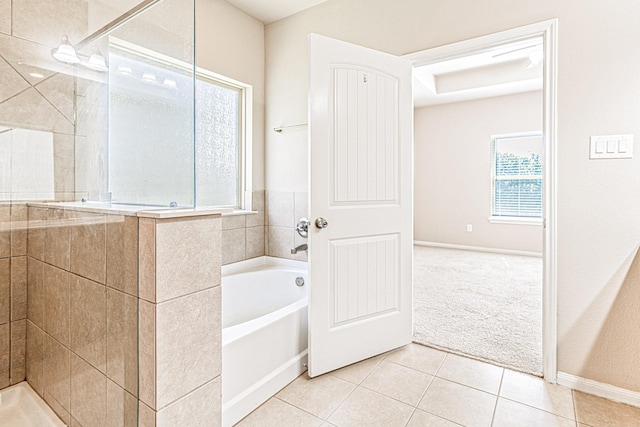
top-left (491, 133), bottom-right (543, 218)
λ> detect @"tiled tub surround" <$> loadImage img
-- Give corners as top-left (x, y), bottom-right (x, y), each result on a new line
top-left (265, 191), bottom-right (308, 262)
top-left (20, 203), bottom-right (225, 426)
top-left (0, 203), bottom-right (28, 389)
top-left (222, 190), bottom-right (266, 265)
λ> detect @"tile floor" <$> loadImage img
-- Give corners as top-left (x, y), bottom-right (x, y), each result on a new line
top-left (236, 343), bottom-right (640, 427)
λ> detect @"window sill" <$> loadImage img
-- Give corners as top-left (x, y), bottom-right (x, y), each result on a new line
top-left (488, 216), bottom-right (542, 226)
top-left (221, 209), bottom-right (259, 217)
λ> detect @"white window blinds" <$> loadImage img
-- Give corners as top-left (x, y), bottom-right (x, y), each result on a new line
top-left (491, 133), bottom-right (543, 218)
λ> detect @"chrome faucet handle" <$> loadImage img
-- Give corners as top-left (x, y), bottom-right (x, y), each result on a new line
top-left (296, 218), bottom-right (309, 238)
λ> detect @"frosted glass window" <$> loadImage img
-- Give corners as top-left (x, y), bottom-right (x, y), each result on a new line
top-left (491, 133), bottom-right (543, 218)
top-left (109, 49), bottom-right (195, 207)
top-left (195, 78), bottom-right (241, 207)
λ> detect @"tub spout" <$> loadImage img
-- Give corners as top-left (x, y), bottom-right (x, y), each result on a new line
top-left (291, 243), bottom-right (308, 254)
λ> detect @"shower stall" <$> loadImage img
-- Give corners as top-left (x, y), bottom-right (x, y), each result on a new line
top-left (0, 0), bottom-right (226, 425)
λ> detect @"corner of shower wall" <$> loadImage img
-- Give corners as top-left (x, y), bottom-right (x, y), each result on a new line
top-left (263, 190), bottom-right (309, 263)
top-left (221, 190), bottom-right (267, 265)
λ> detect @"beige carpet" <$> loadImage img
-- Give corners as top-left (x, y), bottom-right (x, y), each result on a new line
top-left (413, 245), bottom-right (543, 375)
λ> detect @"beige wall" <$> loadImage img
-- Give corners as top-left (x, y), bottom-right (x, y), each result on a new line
top-left (196, 0), bottom-right (266, 191)
top-left (265, 0), bottom-right (640, 392)
top-left (414, 92), bottom-right (543, 253)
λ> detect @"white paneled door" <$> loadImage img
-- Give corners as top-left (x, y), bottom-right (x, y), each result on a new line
top-left (308, 34), bottom-right (414, 377)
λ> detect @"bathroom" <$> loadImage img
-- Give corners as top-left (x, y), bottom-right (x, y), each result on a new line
top-left (3, 0), bottom-right (640, 426)
top-left (0, 0), bottom-right (296, 425)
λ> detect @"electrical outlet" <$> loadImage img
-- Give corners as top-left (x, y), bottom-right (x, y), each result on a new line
top-left (466, 224), bottom-right (473, 232)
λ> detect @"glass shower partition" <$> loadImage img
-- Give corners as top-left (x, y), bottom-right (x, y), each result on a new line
top-left (75, 0), bottom-right (196, 208)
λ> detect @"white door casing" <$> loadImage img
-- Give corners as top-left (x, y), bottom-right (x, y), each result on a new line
top-left (308, 34), bottom-right (414, 377)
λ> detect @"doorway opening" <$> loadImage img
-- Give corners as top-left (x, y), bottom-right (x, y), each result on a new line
top-left (404, 19), bottom-right (558, 381)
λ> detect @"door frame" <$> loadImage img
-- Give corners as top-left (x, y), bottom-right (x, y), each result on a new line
top-left (403, 19), bottom-right (558, 382)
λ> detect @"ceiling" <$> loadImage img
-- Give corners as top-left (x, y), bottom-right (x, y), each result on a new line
top-left (224, 0), bottom-right (329, 24)
top-left (413, 37), bottom-right (543, 107)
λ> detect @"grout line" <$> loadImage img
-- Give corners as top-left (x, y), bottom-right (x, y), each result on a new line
top-left (489, 369), bottom-right (506, 425)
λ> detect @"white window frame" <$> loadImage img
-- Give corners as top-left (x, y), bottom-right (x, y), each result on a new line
top-left (489, 131), bottom-right (543, 225)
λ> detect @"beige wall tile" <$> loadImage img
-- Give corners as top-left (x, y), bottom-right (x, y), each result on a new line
top-left (11, 256), bottom-right (27, 321)
top-left (10, 319), bottom-right (26, 384)
top-left (11, 203), bottom-right (28, 256)
top-left (0, 56), bottom-right (29, 103)
top-left (292, 231), bottom-right (308, 262)
top-left (70, 211), bottom-right (106, 284)
top-left (138, 300), bottom-right (156, 409)
top-left (295, 192), bottom-right (309, 222)
top-left (222, 214), bottom-right (246, 230)
top-left (70, 274), bottom-right (106, 373)
top-left (246, 226), bottom-right (265, 259)
top-left (155, 216), bottom-right (220, 302)
top-left (0, 0), bottom-right (10, 35)
top-left (53, 133), bottom-right (76, 198)
top-left (107, 379), bottom-right (138, 427)
top-left (12, 0), bottom-right (88, 47)
top-left (156, 378), bottom-right (221, 427)
top-left (156, 287), bottom-right (220, 408)
top-left (0, 322), bottom-right (8, 388)
top-left (44, 335), bottom-right (70, 413)
top-left (27, 257), bottom-right (44, 328)
top-left (246, 190), bottom-right (265, 227)
top-left (0, 257), bottom-right (8, 325)
top-left (222, 228), bottom-right (245, 265)
top-left (266, 191), bottom-right (294, 227)
top-left (0, 88), bottom-right (74, 134)
top-left (27, 207), bottom-right (46, 260)
top-left (26, 320), bottom-right (44, 396)
top-left (43, 390), bottom-right (70, 425)
top-left (44, 208), bottom-right (70, 272)
top-left (107, 215), bottom-right (139, 296)
top-left (74, 134), bottom-right (108, 195)
top-left (107, 288), bottom-right (138, 396)
top-left (43, 264), bottom-right (70, 347)
top-left (70, 353), bottom-right (107, 427)
top-left (0, 205), bottom-right (10, 258)
top-left (138, 218), bottom-right (156, 303)
top-left (267, 226), bottom-right (294, 259)
top-left (36, 73), bottom-right (75, 123)
top-left (139, 401), bottom-right (156, 427)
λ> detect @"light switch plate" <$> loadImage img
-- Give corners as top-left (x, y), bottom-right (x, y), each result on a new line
top-left (590, 134), bottom-right (633, 159)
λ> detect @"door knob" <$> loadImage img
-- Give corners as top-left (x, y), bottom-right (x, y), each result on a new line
top-left (315, 217), bottom-right (329, 229)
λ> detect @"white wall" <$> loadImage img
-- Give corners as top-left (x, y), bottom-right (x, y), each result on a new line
top-left (415, 92), bottom-right (543, 253)
top-left (265, 0), bottom-right (640, 392)
top-left (196, 0), bottom-right (265, 190)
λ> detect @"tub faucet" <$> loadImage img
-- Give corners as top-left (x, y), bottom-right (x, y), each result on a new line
top-left (291, 243), bottom-right (308, 254)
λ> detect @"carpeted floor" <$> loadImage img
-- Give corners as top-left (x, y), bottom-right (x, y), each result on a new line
top-left (413, 245), bottom-right (543, 375)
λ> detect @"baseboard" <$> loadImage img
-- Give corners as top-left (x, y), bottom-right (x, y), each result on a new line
top-left (557, 372), bottom-right (640, 408)
top-left (414, 241), bottom-right (542, 258)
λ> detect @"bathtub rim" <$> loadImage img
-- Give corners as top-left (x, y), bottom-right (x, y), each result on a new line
top-left (222, 255), bottom-right (308, 277)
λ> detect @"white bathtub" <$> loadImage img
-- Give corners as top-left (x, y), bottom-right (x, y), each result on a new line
top-left (221, 256), bottom-right (308, 427)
